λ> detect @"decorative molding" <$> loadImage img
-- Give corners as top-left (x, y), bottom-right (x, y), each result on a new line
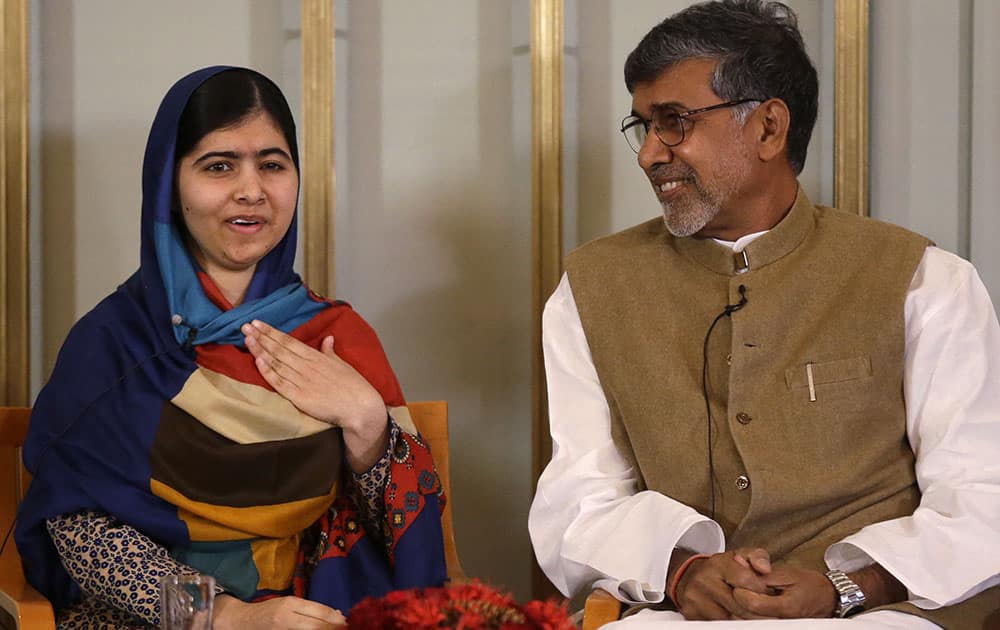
top-left (301, 0), bottom-right (336, 296)
top-left (531, 0), bottom-right (563, 494)
top-left (835, 0), bottom-right (869, 216)
top-left (0, 0), bottom-right (29, 406)
top-left (531, 0), bottom-right (563, 599)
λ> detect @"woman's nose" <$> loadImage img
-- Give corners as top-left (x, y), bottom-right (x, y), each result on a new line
top-left (235, 170), bottom-right (265, 204)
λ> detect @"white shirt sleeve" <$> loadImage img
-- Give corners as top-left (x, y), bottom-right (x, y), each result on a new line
top-left (825, 246), bottom-right (1000, 608)
top-left (527, 274), bottom-right (724, 603)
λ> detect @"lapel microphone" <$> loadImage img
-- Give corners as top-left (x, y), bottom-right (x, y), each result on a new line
top-left (702, 283), bottom-right (749, 519)
top-left (724, 284), bottom-right (748, 315)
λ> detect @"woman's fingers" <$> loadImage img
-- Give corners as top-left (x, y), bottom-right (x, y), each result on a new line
top-left (213, 595), bottom-right (346, 630)
top-left (240, 322), bottom-right (382, 431)
top-left (243, 321), bottom-right (311, 367)
top-left (288, 600), bottom-right (347, 628)
top-left (242, 322), bottom-right (322, 396)
top-left (320, 335), bottom-right (336, 357)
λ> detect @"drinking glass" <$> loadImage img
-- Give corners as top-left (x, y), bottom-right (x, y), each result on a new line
top-left (160, 574), bottom-right (215, 630)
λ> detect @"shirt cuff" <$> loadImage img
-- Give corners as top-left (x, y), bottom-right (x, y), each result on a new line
top-left (351, 414), bottom-right (396, 478)
top-left (585, 511), bottom-right (725, 605)
top-left (593, 577), bottom-right (666, 605)
top-left (350, 417), bottom-right (398, 525)
top-left (826, 541), bottom-right (929, 605)
top-left (676, 519), bottom-right (726, 556)
top-left (825, 541), bottom-right (876, 573)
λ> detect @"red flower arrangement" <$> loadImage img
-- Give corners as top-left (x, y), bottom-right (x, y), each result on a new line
top-left (348, 580), bottom-right (574, 630)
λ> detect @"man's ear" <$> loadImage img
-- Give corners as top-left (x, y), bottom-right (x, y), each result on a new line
top-left (752, 98), bottom-right (791, 163)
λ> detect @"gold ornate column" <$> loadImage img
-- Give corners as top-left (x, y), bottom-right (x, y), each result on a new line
top-left (0, 0), bottom-right (29, 406)
top-left (531, 0), bottom-right (562, 494)
top-left (835, 0), bottom-right (869, 216)
top-left (531, 0), bottom-right (563, 599)
top-left (301, 0), bottom-right (336, 296)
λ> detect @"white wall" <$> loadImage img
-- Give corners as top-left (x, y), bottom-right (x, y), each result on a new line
top-left (969, 0), bottom-right (1000, 306)
top-left (871, 0), bottom-right (999, 307)
top-left (332, 0), bottom-right (535, 600)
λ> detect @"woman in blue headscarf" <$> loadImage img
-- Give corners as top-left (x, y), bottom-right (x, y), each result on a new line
top-left (15, 67), bottom-right (446, 629)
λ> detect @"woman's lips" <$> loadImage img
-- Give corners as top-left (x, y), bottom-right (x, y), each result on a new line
top-left (225, 217), bottom-right (266, 234)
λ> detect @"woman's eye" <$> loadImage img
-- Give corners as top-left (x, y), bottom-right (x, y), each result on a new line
top-left (205, 162), bottom-right (231, 173)
top-left (261, 161), bottom-right (285, 171)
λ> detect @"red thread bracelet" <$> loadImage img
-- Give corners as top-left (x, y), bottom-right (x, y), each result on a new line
top-left (669, 553), bottom-right (710, 608)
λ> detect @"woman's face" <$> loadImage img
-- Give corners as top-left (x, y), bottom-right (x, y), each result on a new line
top-left (175, 112), bottom-right (298, 280)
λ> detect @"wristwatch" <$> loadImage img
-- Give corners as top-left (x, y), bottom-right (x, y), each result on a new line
top-left (824, 570), bottom-right (866, 617)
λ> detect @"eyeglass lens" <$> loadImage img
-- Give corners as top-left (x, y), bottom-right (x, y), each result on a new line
top-left (625, 121), bottom-right (647, 153)
top-left (623, 111), bottom-right (685, 153)
top-left (655, 111), bottom-right (684, 145)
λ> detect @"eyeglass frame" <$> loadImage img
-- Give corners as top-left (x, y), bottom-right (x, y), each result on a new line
top-left (620, 98), bottom-right (763, 153)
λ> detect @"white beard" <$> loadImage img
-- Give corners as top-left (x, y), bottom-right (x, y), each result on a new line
top-left (660, 129), bottom-right (753, 237)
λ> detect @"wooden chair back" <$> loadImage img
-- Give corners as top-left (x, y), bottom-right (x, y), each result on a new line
top-left (582, 588), bottom-right (622, 629)
top-left (406, 400), bottom-right (465, 581)
top-left (0, 407), bottom-right (55, 629)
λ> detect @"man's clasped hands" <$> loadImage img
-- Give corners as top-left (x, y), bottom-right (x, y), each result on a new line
top-left (669, 548), bottom-right (904, 620)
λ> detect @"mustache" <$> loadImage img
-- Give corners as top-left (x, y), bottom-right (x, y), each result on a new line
top-left (648, 163), bottom-right (696, 183)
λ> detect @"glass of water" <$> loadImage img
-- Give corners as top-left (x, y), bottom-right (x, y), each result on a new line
top-left (160, 574), bottom-right (215, 630)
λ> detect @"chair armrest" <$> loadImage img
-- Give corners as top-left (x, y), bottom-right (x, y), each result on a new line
top-left (0, 583), bottom-right (56, 630)
top-left (582, 588), bottom-right (622, 630)
top-left (0, 546), bottom-right (56, 629)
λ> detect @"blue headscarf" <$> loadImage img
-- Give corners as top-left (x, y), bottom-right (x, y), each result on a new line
top-left (142, 66), bottom-right (325, 348)
top-left (16, 66), bottom-right (329, 608)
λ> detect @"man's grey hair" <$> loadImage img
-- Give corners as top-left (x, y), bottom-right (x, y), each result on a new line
top-left (624, 0), bottom-right (818, 174)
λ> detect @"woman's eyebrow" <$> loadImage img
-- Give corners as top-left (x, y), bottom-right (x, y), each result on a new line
top-left (192, 150), bottom-right (238, 165)
top-left (192, 147), bottom-right (292, 165)
top-left (257, 147), bottom-right (292, 161)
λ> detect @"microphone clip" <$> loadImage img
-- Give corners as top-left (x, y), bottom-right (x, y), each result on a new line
top-left (724, 284), bottom-right (748, 316)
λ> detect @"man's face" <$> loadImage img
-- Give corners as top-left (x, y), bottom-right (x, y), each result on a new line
top-left (631, 58), bottom-right (756, 238)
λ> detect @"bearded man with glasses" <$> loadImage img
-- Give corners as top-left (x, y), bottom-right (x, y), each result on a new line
top-left (529, 1), bottom-right (1000, 628)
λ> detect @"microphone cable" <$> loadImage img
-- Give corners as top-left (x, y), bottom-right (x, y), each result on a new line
top-left (701, 284), bottom-right (747, 519)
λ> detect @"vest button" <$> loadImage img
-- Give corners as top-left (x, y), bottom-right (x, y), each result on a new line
top-left (735, 475), bottom-right (750, 490)
top-left (736, 412), bottom-right (752, 424)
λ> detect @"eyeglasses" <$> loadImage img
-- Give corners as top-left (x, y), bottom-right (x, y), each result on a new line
top-left (620, 99), bottom-right (761, 153)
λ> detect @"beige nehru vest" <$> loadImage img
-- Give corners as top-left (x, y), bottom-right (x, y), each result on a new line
top-left (565, 190), bottom-right (999, 628)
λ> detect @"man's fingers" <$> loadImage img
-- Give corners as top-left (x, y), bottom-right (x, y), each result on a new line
top-left (731, 547), bottom-right (770, 571)
top-left (681, 593), bottom-right (733, 621)
top-left (720, 561), bottom-right (769, 593)
top-left (744, 548), bottom-right (772, 574)
top-left (732, 587), bottom-right (789, 618)
top-left (680, 560), bottom-right (757, 621)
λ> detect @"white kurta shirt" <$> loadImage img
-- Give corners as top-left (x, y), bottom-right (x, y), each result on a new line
top-left (528, 240), bottom-right (1000, 629)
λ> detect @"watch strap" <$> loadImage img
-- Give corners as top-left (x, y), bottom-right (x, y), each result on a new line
top-left (825, 569), bottom-right (866, 617)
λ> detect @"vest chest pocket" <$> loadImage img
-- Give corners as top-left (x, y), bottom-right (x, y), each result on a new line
top-left (784, 356), bottom-right (873, 399)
